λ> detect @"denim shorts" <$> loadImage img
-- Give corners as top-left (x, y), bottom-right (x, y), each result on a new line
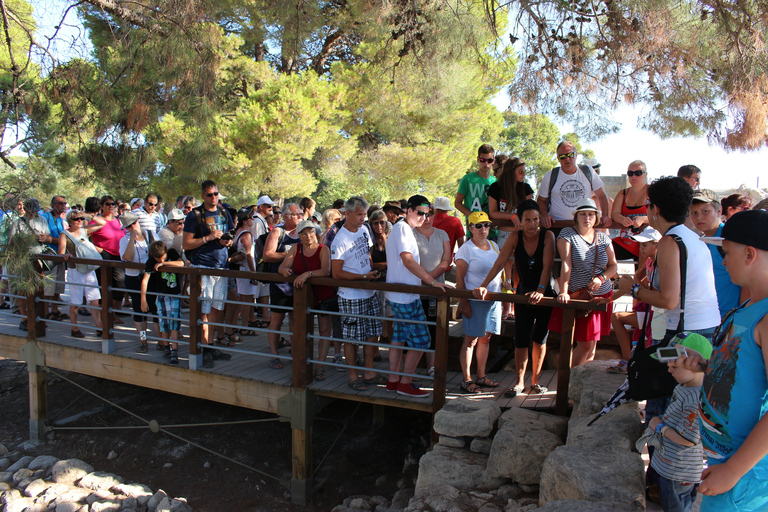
top-left (196, 268), bottom-right (227, 314)
top-left (463, 299), bottom-right (501, 338)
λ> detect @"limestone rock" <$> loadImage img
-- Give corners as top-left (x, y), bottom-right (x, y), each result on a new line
top-left (433, 397), bottom-right (501, 438)
top-left (77, 471), bottom-right (123, 491)
top-left (23, 478), bottom-right (47, 497)
top-left (4, 496), bottom-right (36, 512)
top-left (566, 403), bottom-right (643, 451)
top-left (38, 483), bottom-right (70, 504)
top-left (390, 488), bottom-right (413, 510)
top-left (0, 443), bottom-right (7, 456)
top-left (539, 446), bottom-right (645, 511)
top-left (470, 437), bottom-right (493, 455)
top-left (86, 489), bottom-right (116, 505)
top-left (495, 484), bottom-right (523, 502)
top-left (107, 451), bottom-right (118, 461)
top-left (0, 471), bottom-right (13, 483)
top-left (90, 499), bottom-right (121, 512)
top-left (0, 481), bottom-right (9, 492)
top-left (415, 445), bottom-right (500, 493)
top-left (497, 408), bottom-right (568, 442)
top-left (28, 455), bottom-right (59, 472)
top-left (51, 459), bottom-right (94, 485)
top-left (55, 504), bottom-right (86, 512)
top-left (7, 456), bottom-right (34, 473)
top-left (147, 489), bottom-right (168, 511)
top-left (438, 436), bottom-right (465, 448)
top-left (53, 488), bottom-right (92, 505)
top-left (13, 467), bottom-right (36, 484)
top-left (170, 497), bottom-right (194, 512)
top-left (408, 485), bottom-right (473, 512)
top-left (0, 457), bottom-right (10, 470)
top-left (567, 361), bottom-right (627, 417)
top-left (122, 497), bottom-right (138, 510)
top-left (112, 482), bottom-right (153, 504)
top-left (485, 423), bottom-right (563, 485)
top-left (535, 499), bottom-right (627, 511)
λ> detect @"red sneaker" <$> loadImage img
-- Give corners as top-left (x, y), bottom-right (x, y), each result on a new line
top-left (386, 380), bottom-right (399, 392)
top-left (396, 382), bottom-right (430, 398)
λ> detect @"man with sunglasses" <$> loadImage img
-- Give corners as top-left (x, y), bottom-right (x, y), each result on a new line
top-left (676, 209), bottom-right (768, 512)
top-left (537, 140), bottom-right (611, 230)
top-left (182, 180), bottom-right (234, 368)
top-left (136, 193), bottom-right (161, 239)
top-left (454, 144), bottom-right (497, 238)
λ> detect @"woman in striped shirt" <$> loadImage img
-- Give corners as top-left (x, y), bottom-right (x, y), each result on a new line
top-left (548, 197), bottom-right (617, 366)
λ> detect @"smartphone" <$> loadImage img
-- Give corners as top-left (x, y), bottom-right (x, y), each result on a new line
top-left (655, 345), bottom-right (688, 362)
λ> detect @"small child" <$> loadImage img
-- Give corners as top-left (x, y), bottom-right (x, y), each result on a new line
top-left (141, 241), bottom-right (184, 364)
top-left (607, 227), bottom-right (662, 373)
top-left (648, 332), bottom-right (712, 512)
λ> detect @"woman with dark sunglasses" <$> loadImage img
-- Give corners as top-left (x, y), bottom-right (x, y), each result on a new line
top-left (90, 195), bottom-right (128, 324)
top-left (611, 160), bottom-right (649, 262)
top-left (455, 211), bottom-right (503, 393)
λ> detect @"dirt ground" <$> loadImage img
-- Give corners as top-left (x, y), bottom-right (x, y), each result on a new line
top-left (0, 357), bottom-right (431, 511)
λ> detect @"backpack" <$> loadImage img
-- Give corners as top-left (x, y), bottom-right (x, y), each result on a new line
top-left (185, 205), bottom-right (230, 261)
top-left (546, 164), bottom-right (594, 212)
top-left (254, 227), bottom-right (284, 273)
top-left (63, 229), bottom-right (103, 273)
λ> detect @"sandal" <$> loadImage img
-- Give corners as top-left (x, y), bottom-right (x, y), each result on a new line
top-left (269, 358), bottom-right (283, 369)
top-left (248, 320), bottom-right (268, 328)
top-left (475, 376), bottom-right (499, 388)
top-left (348, 378), bottom-right (368, 391)
top-left (530, 384), bottom-right (548, 394)
top-left (461, 380), bottom-right (482, 394)
top-left (363, 374), bottom-right (387, 385)
top-left (138, 343), bottom-right (148, 353)
top-left (70, 329), bottom-right (85, 338)
top-left (216, 335), bottom-right (236, 347)
top-left (607, 360), bottom-right (628, 374)
top-left (504, 385), bottom-right (524, 398)
top-left (113, 316), bottom-right (124, 325)
top-left (278, 337), bottom-right (291, 349)
top-left (314, 369), bottom-right (326, 381)
top-left (238, 328), bottom-right (256, 337)
top-left (228, 332), bottom-right (243, 343)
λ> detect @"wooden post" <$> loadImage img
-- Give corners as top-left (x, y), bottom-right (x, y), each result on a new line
top-left (291, 283), bottom-right (311, 389)
top-left (26, 286), bottom-right (46, 340)
top-left (555, 308), bottom-right (576, 416)
top-left (99, 263), bottom-right (114, 354)
top-left (431, 295), bottom-right (450, 444)
top-left (20, 342), bottom-right (47, 444)
top-left (188, 274), bottom-right (202, 370)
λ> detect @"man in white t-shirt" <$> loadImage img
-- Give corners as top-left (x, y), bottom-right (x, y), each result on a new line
top-left (331, 196), bottom-right (384, 391)
top-left (250, 195), bottom-right (274, 325)
top-left (385, 195), bottom-right (448, 398)
top-left (537, 141), bottom-right (611, 229)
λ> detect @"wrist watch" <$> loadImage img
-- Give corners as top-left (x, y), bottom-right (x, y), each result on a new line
top-left (630, 283), bottom-right (641, 299)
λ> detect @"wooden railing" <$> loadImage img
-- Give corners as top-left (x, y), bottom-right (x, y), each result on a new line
top-left (28, 254), bottom-right (605, 415)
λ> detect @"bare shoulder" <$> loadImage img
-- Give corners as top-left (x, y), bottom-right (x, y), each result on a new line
top-left (755, 311), bottom-right (768, 349)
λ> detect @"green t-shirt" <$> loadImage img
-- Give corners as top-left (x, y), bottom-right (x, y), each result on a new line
top-left (457, 172), bottom-right (497, 237)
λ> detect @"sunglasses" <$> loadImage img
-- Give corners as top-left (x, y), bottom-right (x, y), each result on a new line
top-left (147, 202), bottom-right (157, 206)
top-left (204, 191), bottom-right (219, 198)
top-left (53, 201), bottom-right (67, 206)
top-left (557, 152), bottom-right (575, 160)
top-left (472, 222), bottom-right (492, 229)
top-left (414, 210), bottom-right (430, 217)
top-left (103, 202), bottom-right (116, 207)
top-left (71, 217), bottom-right (86, 221)
top-left (478, 157), bottom-right (495, 164)
top-left (627, 170), bottom-right (645, 177)
top-left (372, 220), bottom-right (387, 225)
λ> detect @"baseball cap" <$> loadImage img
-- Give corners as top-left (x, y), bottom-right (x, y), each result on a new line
top-left (296, 219), bottom-right (321, 235)
top-left (130, 198), bottom-right (142, 208)
top-left (257, 195), bottom-right (274, 207)
top-left (701, 209), bottom-right (768, 251)
top-left (433, 196), bottom-right (454, 211)
top-left (167, 208), bottom-right (186, 221)
top-left (468, 211), bottom-right (490, 226)
top-left (691, 189), bottom-right (719, 205)
top-left (406, 195), bottom-right (430, 210)
top-left (651, 332), bottom-right (713, 361)
top-left (630, 227), bottom-right (662, 243)
top-left (583, 158), bottom-right (601, 170)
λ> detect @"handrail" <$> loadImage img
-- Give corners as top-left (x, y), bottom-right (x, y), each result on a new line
top-left (27, 253), bottom-right (603, 414)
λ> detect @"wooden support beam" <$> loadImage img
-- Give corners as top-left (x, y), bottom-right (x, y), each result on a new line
top-left (29, 368), bottom-right (48, 443)
top-left (556, 308), bottom-right (576, 416)
top-left (99, 264), bottom-right (114, 354)
top-left (291, 284), bottom-right (311, 389)
top-left (431, 296), bottom-right (450, 444)
top-left (188, 275), bottom-right (202, 370)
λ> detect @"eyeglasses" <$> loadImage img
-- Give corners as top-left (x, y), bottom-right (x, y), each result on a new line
top-left (372, 220), bottom-right (387, 225)
top-left (204, 192), bottom-right (219, 198)
top-left (147, 202), bottom-right (157, 207)
top-left (557, 152), bottom-right (575, 160)
top-left (478, 157), bottom-right (495, 164)
top-left (285, 213), bottom-right (302, 218)
top-left (471, 223), bottom-right (492, 229)
top-left (103, 202), bottom-right (116, 207)
top-left (627, 170), bottom-right (645, 177)
top-left (72, 217), bottom-right (86, 221)
top-left (53, 201), bottom-right (67, 206)
top-left (414, 210), bottom-right (430, 217)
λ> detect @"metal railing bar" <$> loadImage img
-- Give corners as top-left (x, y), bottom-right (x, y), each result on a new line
top-left (36, 299), bottom-right (103, 311)
top-left (0, 274), bottom-right (20, 279)
top-left (52, 280), bottom-right (101, 289)
top-left (2, 293), bottom-right (26, 299)
top-left (118, 330), bottom-right (190, 347)
top-left (108, 307), bottom-right (190, 325)
top-left (197, 320), bottom-right (290, 337)
top-left (0, 311), bottom-right (26, 319)
top-left (305, 307), bottom-right (435, 326)
top-left (306, 333), bottom-right (434, 353)
top-left (36, 317), bottom-right (100, 330)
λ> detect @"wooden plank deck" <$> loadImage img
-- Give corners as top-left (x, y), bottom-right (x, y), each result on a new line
top-left (0, 304), bottom-right (558, 413)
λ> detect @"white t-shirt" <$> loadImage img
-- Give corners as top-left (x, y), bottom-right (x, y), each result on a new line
top-left (119, 234), bottom-right (149, 277)
top-left (248, 213), bottom-right (269, 242)
top-left (455, 239), bottom-right (502, 292)
top-left (385, 221), bottom-right (421, 305)
top-left (331, 225), bottom-right (375, 300)
top-left (538, 166), bottom-right (604, 220)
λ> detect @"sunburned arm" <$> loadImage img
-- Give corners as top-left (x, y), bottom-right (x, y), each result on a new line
top-left (331, 258), bottom-right (377, 281)
top-left (537, 195), bottom-right (553, 228)
top-left (474, 237), bottom-right (515, 299)
top-left (262, 229), bottom-right (285, 263)
top-left (454, 193), bottom-right (472, 218)
top-left (401, 251), bottom-right (446, 291)
top-left (557, 238), bottom-right (572, 298)
top-left (697, 314), bottom-right (768, 496)
top-left (278, 244), bottom-right (298, 276)
top-left (619, 236), bottom-right (680, 310)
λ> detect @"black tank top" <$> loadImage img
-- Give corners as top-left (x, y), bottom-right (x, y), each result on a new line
top-left (514, 230), bottom-right (554, 296)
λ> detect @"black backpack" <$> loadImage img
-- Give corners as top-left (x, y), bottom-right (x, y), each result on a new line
top-left (185, 205), bottom-right (231, 261)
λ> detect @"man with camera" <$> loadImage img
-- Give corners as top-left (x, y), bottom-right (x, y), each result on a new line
top-left (182, 180), bottom-right (234, 367)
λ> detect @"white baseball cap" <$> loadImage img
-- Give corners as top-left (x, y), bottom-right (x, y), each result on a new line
top-left (257, 195), bottom-right (275, 207)
top-left (433, 196), bottom-right (454, 211)
top-left (630, 226), bottom-right (662, 243)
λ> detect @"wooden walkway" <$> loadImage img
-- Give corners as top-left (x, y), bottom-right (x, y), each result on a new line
top-left (0, 303), bottom-right (557, 412)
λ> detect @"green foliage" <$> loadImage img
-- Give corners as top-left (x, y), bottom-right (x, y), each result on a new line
top-left (497, 112), bottom-right (560, 185)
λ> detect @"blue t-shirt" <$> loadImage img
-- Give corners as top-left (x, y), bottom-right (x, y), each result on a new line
top-left (183, 207), bottom-right (233, 269)
top-left (707, 223), bottom-right (741, 318)
top-left (700, 297), bottom-right (768, 477)
top-left (41, 211), bottom-right (65, 251)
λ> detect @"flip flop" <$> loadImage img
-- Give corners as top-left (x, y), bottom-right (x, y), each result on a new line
top-left (363, 374), bottom-right (387, 385)
top-left (475, 376), bottom-right (500, 388)
top-left (504, 385), bottom-right (524, 398)
top-left (348, 378), bottom-right (368, 391)
top-left (269, 358), bottom-right (283, 369)
top-left (530, 384), bottom-right (548, 394)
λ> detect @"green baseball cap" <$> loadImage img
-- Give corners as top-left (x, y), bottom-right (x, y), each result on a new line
top-left (651, 331), bottom-right (713, 361)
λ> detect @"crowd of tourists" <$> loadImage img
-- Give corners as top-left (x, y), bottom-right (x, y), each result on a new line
top-left (1, 141), bottom-right (768, 512)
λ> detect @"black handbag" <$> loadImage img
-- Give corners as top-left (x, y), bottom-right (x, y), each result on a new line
top-left (22, 218), bottom-right (59, 272)
top-left (626, 234), bottom-right (686, 401)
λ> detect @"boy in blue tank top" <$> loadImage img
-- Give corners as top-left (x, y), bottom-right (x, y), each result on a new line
top-left (676, 209), bottom-right (768, 511)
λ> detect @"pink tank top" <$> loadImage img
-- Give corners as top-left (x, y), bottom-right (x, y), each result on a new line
top-left (90, 218), bottom-right (124, 256)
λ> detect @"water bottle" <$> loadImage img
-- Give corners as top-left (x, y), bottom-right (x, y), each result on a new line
top-left (428, 296), bottom-right (437, 317)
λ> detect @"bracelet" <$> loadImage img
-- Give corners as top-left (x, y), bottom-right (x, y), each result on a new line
top-left (505, 279), bottom-right (512, 283)
top-left (203, 235), bottom-right (208, 243)
top-left (363, 273), bottom-right (367, 280)
top-left (537, 284), bottom-right (546, 290)
top-left (630, 283), bottom-right (641, 299)
top-left (430, 279), bottom-right (437, 286)
top-left (309, 271), bottom-right (313, 277)
top-left (655, 422), bottom-right (666, 434)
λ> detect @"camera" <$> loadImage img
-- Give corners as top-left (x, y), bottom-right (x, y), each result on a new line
top-left (220, 229), bottom-right (236, 241)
